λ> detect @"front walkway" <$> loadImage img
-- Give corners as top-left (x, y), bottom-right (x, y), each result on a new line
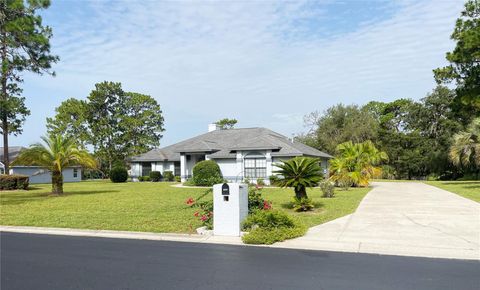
top-left (274, 182), bottom-right (480, 260)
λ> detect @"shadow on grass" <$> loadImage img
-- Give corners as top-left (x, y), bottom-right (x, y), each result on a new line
top-left (1, 189), bottom-right (119, 205)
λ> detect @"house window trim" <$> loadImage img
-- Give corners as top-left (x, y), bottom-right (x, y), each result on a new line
top-left (244, 152), bottom-right (267, 179)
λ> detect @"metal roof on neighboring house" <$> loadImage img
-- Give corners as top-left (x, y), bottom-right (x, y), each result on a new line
top-left (129, 127), bottom-right (332, 162)
top-left (0, 146), bottom-right (25, 163)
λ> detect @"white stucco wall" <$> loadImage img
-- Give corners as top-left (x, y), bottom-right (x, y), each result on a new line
top-left (130, 161), bottom-right (176, 180)
top-left (272, 156), bottom-right (330, 178)
top-left (216, 159), bottom-right (239, 182)
top-left (10, 167), bottom-right (82, 184)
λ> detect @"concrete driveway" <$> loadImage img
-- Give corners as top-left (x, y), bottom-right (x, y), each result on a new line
top-left (275, 182), bottom-right (480, 260)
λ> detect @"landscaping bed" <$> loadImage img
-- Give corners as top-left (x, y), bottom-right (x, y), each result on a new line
top-left (0, 181), bottom-right (371, 233)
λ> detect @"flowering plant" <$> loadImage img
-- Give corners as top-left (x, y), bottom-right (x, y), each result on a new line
top-left (185, 189), bottom-right (213, 229)
top-left (248, 184), bottom-right (272, 213)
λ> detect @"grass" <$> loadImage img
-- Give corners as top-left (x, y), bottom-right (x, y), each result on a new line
top-left (371, 179), bottom-right (420, 182)
top-left (424, 180), bottom-right (480, 203)
top-left (0, 180), bottom-right (371, 233)
top-left (262, 186), bottom-right (370, 228)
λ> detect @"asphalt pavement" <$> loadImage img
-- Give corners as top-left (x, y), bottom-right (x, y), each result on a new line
top-left (1, 232), bottom-right (479, 290)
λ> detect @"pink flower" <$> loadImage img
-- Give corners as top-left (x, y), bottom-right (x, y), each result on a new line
top-left (194, 211), bottom-right (199, 217)
top-left (201, 215), bottom-right (208, 221)
top-left (263, 200), bottom-right (272, 210)
top-left (185, 197), bottom-right (194, 205)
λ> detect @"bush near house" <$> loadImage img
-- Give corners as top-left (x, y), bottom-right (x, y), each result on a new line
top-left (110, 167), bottom-right (128, 183)
top-left (192, 160), bottom-right (223, 186)
top-left (163, 171), bottom-right (174, 181)
top-left (256, 178), bottom-right (265, 186)
top-left (241, 210), bottom-right (307, 244)
top-left (150, 171), bottom-right (162, 182)
top-left (174, 176), bottom-right (181, 182)
top-left (269, 175), bottom-right (280, 186)
top-left (0, 174), bottom-right (29, 190)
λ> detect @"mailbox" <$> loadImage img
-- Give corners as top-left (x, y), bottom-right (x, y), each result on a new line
top-left (222, 183), bottom-right (230, 195)
top-left (213, 183), bottom-right (248, 236)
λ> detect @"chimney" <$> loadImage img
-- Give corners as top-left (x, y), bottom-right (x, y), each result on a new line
top-left (208, 123), bottom-right (220, 132)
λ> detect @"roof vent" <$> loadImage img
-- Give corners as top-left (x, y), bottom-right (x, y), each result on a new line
top-left (208, 123), bottom-right (220, 132)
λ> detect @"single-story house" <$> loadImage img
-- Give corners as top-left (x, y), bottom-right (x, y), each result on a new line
top-left (130, 124), bottom-right (332, 184)
top-left (0, 146), bottom-right (82, 184)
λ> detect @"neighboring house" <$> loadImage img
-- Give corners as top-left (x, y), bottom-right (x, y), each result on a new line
top-left (130, 124), bottom-right (332, 184)
top-left (0, 147), bottom-right (82, 184)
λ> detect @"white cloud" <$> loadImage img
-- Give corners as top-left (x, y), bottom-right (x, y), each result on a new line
top-left (14, 0), bottom-right (463, 146)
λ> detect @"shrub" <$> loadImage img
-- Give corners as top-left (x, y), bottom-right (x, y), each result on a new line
top-left (243, 178), bottom-right (251, 185)
top-left (241, 210), bottom-right (307, 244)
top-left (174, 176), bottom-right (181, 182)
top-left (242, 226), bottom-right (307, 245)
top-left (269, 175), bottom-right (280, 186)
top-left (291, 197), bottom-right (314, 212)
top-left (185, 189), bottom-right (213, 229)
top-left (109, 167), bottom-right (128, 183)
top-left (143, 176), bottom-right (151, 182)
top-left (163, 171), bottom-right (174, 181)
top-left (0, 174), bottom-right (29, 190)
top-left (192, 160), bottom-right (223, 186)
top-left (248, 185), bottom-right (272, 213)
top-left (138, 176), bottom-right (144, 182)
top-left (256, 178), bottom-right (265, 186)
top-left (150, 171), bottom-right (162, 182)
top-left (320, 180), bottom-right (335, 198)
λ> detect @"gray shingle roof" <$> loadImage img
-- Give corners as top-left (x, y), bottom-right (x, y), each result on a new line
top-left (0, 146), bottom-right (25, 163)
top-left (130, 128), bottom-right (332, 162)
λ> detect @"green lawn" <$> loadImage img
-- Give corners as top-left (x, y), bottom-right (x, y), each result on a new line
top-left (425, 181), bottom-right (480, 203)
top-left (0, 181), bottom-right (370, 233)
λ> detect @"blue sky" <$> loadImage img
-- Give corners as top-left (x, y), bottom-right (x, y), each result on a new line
top-left (12, 0), bottom-right (464, 147)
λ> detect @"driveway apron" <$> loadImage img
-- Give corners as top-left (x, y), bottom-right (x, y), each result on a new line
top-left (276, 182), bottom-right (480, 260)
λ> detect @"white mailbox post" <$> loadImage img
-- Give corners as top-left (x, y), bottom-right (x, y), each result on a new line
top-left (213, 183), bottom-right (248, 236)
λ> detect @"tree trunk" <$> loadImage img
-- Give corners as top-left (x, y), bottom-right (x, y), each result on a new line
top-left (2, 128), bottom-right (8, 174)
top-left (294, 186), bottom-right (307, 199)
top-left (51, 171), bottom-right (64, 195)
top-left (1, 30), bottom-right (9, 174)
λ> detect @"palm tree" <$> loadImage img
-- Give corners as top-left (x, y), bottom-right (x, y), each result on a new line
top-left (13, 135), bottom-right (97, 194)
top-left (274, 157), bottom-right (323, 199)
top-left (330, 140), bottom-right (388, 187)
top-left (449, 117), bottom-right (480, 169)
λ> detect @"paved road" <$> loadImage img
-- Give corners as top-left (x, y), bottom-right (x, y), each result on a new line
top-left (277, 182), bottom-right (480, 260)
top-left (2, 232), bottom-right (479, 290)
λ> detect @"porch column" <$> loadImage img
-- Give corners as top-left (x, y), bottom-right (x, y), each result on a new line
top-left (180, 153), bottom-right (187, 182)
top-left (236, 151), bottom-right (243, 182)
top-left (266, 150), bottom-right (272, 183)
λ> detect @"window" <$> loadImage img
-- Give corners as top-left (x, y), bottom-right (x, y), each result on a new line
top-left (142, 162), bottom-right (152, 176)
top-left (73, 168), bottom-right (78, 178)
top-left (244, 153), bottom-right (267, 178)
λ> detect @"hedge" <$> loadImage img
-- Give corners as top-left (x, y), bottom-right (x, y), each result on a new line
top-left (192, 160), bottom-right (223, 186)
top-left (0, 174), bottom-right (29, 190)
top-left (150, 171), bottom-right (162, 182)
top-left (163, 171), bottom-right (174, 181)
top-left (110, 167), bottom-right (128, 183)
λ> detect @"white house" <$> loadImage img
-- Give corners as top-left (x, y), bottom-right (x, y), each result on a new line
top-left (129, 125), bottom-right (332, 184)
top-left (0, 146), bottom-right (82, 184)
